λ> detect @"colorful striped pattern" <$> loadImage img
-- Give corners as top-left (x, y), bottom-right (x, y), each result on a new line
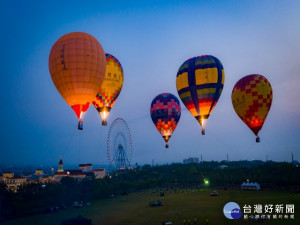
top-left (232, 74), bottom-right (273, 136)
top-left (150, 93), bottom-right (181, 145)
top-left (176, 55), bottom-right (225, 132)
top-left (93, 53), bottom-right (124, 116)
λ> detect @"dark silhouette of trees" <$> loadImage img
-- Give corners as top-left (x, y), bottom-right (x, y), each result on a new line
top-left (61, 215), bottom-right (92, 225)
top-left (0, 161), bottom-right (299, 221)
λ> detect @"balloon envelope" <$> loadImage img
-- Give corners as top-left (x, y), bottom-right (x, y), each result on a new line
top-left (176, 55), bottom-right (225, 134)
top-left (231, 74), bottom-right (273, 141)
top-left (150, 93), bottom-right (181, 148)
top-left (49, 32), bottom-right (106, 128)
top-left (93, 53), bottom-right (124, 125)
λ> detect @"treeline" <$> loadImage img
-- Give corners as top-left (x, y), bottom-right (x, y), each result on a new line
top-left (0, 161), bottom-right (299, 220)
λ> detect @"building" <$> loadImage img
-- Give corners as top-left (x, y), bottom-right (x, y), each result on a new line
top-left (52, 156), bottom-right (106, 181)
top-left (58, 155), bottom-right (64, 172)
top-left (1, 173), bottom-right (27, 192)
top-left (39, 176), bottom-right (55, 184)
top-left (53, 156), bottom-right (85, 181)
top-left (219, 165), bottom-right (229, 169)
top-left (79, 164), bottom-right (92, 172)
top-left (35, 169), bottom-right (44, 175)
top-left (54, 170), bottom-right (87, 182)
top-left (241, 182), bottom-right (260, 191)
top-left (292, 160), bottom-right (299, 167)
top-left (183, 157), bottom-right (199, 164)
top-left (1, 172), bottom-right (14, 179)
top-left (91, 168), bottom-right (106, 179)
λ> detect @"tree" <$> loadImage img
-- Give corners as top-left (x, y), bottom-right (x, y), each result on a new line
top-left (61, 215), bottom-right (92, 225)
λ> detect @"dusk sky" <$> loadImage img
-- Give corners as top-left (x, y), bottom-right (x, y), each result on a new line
top-left (0, 0), bottom-right (299, 167)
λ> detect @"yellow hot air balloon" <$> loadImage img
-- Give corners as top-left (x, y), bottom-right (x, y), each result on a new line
top-left (49, 32), bottom-right (106, 130)
top-left (93, 53), bottom-right (124, 125)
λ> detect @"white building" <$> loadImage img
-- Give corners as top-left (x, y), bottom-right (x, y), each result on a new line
top-left (183, 157), bottom-right (199, 164)
top-left (79, 164), bottom-right (93, 172)
top-left (241, 182), bottom-right (260, 191)
top-left (91, 168), bottom-right (106, 179)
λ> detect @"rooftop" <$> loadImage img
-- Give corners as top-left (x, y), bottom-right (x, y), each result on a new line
top-left (92, 168), bottom-right (105, 172)
top-left (55, 170), bottom-right (86, 176)
top-left (79, 164), bottom-right (92, 167)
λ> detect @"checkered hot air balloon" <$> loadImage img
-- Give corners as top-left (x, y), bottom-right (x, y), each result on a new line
top-left (231, 74), bottom-right (273, 142)
top-left (150, 93), bottom-right (181, 148)
top-left (93, 53), bottom-right (124, 126)
top-left (176, 55), bottom-right (225, 135)
top-left (49, 32), bottom-right (106, 130)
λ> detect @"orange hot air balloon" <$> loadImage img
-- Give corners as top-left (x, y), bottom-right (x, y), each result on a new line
top-left (49, 32), bottom-right (106, 130)
top-left (231, 74), bottom-right (273, 142)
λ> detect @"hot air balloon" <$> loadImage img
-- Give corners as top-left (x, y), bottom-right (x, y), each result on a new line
top-left (176, 55), bottom-right (225, 135)
top-left (49, 32), bottom-right (106, 130)
top-left (150, 93), bottom-right (181, 148)
top-left (93, 53), bottom-right (124, 125)
top-left (231, 74), bottom-right (273, 142)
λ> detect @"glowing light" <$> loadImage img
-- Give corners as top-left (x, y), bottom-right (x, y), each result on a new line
top-left (79, 111), bottom-right (87, 120)
top-left (161, 127), bottom-right (173, 137)
top-left (199, 118), bottom-right (207, 135)
top-left (204, 179), bottom-right (209, 185)
top-left (100, 110), bottom-right (108, 120)
top-left (201, 118), bottom-right (207, 129)
top-left (100, 109), bottom-right (110, 124)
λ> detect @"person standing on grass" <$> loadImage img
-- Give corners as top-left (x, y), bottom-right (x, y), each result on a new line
top-left (206, 218), bottom-right (208, 225)
top-left (183, 218), bottom-right (186, 225)
top-left (194, 217), bottom-right (197, 224)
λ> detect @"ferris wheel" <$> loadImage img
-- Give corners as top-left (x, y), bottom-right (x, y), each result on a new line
top-left (107, 118), bottom-right (133, 170)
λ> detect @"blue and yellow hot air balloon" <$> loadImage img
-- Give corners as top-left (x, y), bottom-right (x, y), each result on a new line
top-left (150, 93), bottom-right (181, 148)
top-left (176, 55), bottom-right (225, 134)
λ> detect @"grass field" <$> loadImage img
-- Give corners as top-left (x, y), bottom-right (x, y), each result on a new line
top-left (1, 189), bottom-right (299, 225)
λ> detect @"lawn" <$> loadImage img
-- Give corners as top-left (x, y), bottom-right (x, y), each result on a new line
top-left (2, 189), bottom-right (299, 225)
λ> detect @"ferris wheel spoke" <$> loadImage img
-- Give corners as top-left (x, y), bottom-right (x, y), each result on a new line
top-left (111, 149), bottom-right (119, 163)
top-left (107, 118), bottom-right (133, 171)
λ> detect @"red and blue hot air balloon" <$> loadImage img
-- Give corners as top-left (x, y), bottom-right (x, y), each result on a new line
top-left (150, 93), bottom-right (181, 148)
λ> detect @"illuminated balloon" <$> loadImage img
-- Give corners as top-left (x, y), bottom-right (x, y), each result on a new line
top-left (49, 32), bottom-right (106, 130)
top-left (231, 74), bottom-right (273, 142)
top-left (176, 55), bottom-right (225, 135)
top-left (150, 93), bottom-right (181, 148)
top-left (93, 53), bottom-right (124, 126)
